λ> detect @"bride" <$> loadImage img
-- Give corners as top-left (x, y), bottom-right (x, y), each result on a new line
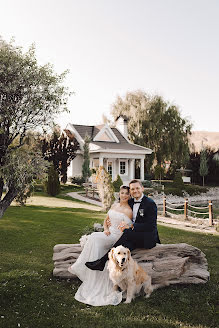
top-left (68, 185), bottom-right (132, 306)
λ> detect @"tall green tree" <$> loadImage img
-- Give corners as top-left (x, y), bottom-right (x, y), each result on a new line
top-left (82, 135), bottom-right (91, 183)
top-left (199, 149), bottom-right (209, 186)
top-left (0, 38), bottom-right (71, 218)
top-left (111, 90), bottom-right (192, 171)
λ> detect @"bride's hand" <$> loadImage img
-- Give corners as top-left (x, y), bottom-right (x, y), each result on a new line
top-left (104, 230), bottom-right (111, 236)
top-left (106, 217), bottom-right (111, 227)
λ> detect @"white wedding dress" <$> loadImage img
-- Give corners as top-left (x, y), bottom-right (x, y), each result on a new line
top-left (68, 209), bottom-right (132, 306)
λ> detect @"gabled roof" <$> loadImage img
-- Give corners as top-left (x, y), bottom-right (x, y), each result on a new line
top-left (65, 123), bottom-right (152, 154)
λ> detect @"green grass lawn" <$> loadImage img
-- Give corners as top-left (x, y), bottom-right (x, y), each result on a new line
top-left (0, 204), bottom-right (219, 328)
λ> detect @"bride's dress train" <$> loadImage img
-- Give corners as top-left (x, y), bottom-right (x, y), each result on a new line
top-left (68, 209), bottom-right (132, 306)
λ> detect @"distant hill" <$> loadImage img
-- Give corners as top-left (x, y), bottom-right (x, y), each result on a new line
top-left (189, 131), bottom-right (219, 152)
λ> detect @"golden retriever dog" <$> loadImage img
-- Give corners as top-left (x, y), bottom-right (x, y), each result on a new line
top-left (107, 245), bottom-right (153, 303)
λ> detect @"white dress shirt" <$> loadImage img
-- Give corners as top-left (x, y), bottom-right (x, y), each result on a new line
top-left (132, 194), bottom-right (144, 222)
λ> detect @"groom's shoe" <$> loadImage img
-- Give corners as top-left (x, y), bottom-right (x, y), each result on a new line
top-left (85, 259), bottom-right (105, 271)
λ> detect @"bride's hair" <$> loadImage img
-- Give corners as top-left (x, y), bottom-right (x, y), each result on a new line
top-left (118, 185), bottom-right (130, 202)
top-left (120, 185), bottom-right (130, 192)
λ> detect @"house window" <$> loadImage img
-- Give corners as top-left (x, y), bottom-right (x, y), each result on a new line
top-left (120, 161), bottom-right (126, 175)
top-left (107, 161), bottom-right (112, 176)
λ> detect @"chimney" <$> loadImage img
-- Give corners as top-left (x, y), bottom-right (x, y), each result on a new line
top-left (115, 115), bottom-right (128, 139)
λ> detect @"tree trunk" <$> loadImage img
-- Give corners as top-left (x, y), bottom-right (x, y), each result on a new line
top-left (0, 178), bottom-right (4, 200)
top-left (0, 187), bottom-right (18, 219)
top-left (203, 176), bottom-right (205, 187)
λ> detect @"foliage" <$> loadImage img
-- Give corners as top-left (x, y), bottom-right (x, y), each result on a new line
top-left (183, 184), bottom-right (208, 196)
top-left (199, 149), bottom-right (209, 187)
top-left (213, 151), bottom-right (219, 166)
top-left (142, 180), bottom-right (152, 188)
top-left (45, 165), bottom-right (60, 196)
top-left (96, 166), bottom-right (115, 211)
top-left (112, 174), bottom-right (123, 191)
top-left (41, 126), bottom-right (79, 183)
top-left (0, 205), bottom-right (218, 328)
top-left (82, 135), bottom-right (91, 183)
top-left (0, 38), bottom-right (70, 216)
top-left (0, 148), bottom-right (47, 215)
top-left (164, 187), bottom-right (184, 197)
top-left (111, 90), bottom-right (192, 171)
top-left (188, 148), bottom-right (219, 186)
top-left (154, 165), bottom-right (165, 182)
top-left (173, 171), bottom-right (184, 189)
top-left (71, 176), bottom-right (85, 185)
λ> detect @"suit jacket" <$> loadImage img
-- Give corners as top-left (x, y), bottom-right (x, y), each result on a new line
top-left (128, 195), bottom-right (160, 249)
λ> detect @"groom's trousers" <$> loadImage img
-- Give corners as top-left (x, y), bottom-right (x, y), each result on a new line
top-left (100, 228), bottom-right (145, 263)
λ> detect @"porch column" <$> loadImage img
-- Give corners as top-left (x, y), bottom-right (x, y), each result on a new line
top-left (140, 158), bottom-right (144, 181)
top-left (99, 157), bottom-right (103, 167)
top-left (130, 159), bottom-right (135, 180)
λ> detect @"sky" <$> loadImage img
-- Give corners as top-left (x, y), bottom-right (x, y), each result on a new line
top-left (1, 0), bottom-right (219, 132)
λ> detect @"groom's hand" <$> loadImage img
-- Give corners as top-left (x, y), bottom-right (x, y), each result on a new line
top-left (118, 221), bottom-right (130, 232)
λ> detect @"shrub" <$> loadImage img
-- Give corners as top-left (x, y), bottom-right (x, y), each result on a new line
top-left (164, 187), bottom-right (184, 197)
top-left (144, 173), bottom-right (152, 180)
top-left (33, 182), bottom-right (44, 192)
top-left (173, 172), bottom-right (184, 189)
top-left (142, 180), bottom-right (152, 188)
top-left (184, 185), bottom-right (208, 196)
top-left (112, 175), bottom-right (123, 192)
top-left (71, 176), bottom-right (85, 185)
top-left (45, 165), bottom-right (60, 196)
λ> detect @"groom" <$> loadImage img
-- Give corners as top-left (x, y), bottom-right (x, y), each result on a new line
top-left (85, 179), bottom-right (160, 271)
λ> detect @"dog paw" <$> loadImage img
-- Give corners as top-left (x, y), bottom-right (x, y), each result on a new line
top-left (124, 299), bottom-right (132, 304)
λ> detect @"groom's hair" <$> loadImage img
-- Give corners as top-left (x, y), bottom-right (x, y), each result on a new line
top-left (129, 179), bottom-right (143, 187)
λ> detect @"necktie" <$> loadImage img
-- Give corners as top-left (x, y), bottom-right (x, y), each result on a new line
top-left (134, 201), bottom-right (141, 204)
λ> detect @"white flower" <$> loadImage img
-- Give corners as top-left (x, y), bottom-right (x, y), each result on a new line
top-left (79, 234), bottom-right (90, 248)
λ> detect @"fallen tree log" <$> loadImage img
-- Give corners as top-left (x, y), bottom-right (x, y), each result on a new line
top-left (52, 243), bottom-right (209, 288)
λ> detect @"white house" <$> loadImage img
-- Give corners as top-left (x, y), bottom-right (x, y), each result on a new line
top-left (65, 116), bottom-right (153, 184)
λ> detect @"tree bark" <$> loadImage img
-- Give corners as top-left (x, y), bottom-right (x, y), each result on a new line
top-left (52, 243), bottom-right (210, 288)
top-left (0, 178), bottom-right (4, 200)
top-left (0, 187), bottom-right (18, 218)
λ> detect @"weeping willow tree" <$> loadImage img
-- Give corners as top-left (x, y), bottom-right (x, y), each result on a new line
top-left (111, 90), bottom-right (192, 172)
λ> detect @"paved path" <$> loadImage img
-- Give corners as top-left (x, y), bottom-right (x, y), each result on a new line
top-left (15, 195), bottom-right (101, 212)
top-left (67, 192), bottom-right (102, 207)
top-left (157, 216), bottom-right (218, 235)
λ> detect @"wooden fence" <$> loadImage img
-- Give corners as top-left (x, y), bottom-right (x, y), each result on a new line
top-left (161, 197), bottom-right (214, 226)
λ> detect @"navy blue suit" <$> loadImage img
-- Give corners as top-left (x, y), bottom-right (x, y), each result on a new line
top-left (108, 195), bottom-right (160, 253)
